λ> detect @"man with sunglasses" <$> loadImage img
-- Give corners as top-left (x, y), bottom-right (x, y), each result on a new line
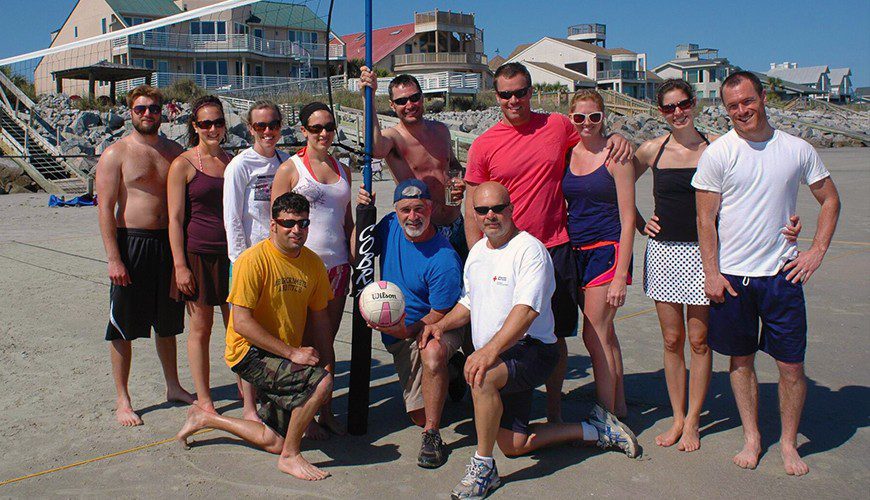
top-left (366, 179), bottom-right (464, 469)
top-left (423, 181), bottom-right (638, 499)
top-left (464, 63), bottom-right (634, 423)
top-left (95, 85), bottom-right (194, 427)
top-left (177, 192), bottom-right (335, 481)
top-left (357, 67), bottom-right (468, 259)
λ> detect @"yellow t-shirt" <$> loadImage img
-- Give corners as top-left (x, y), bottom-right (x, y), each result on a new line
top-left (224, 239), bottom-right (333, 368)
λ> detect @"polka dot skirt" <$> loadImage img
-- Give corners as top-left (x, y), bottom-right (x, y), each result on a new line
top-left (643, 238), bottom-right (709, 305)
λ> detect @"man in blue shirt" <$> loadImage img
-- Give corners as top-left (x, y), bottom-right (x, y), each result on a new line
top-left (370, 179), bottom-right (464, 469)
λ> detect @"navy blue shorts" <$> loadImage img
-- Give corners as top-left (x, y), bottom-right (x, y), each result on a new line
top-left (573, 240), bottom-right (633, 289)
top-left (499, 338), bottom-right (558, 434)
top-left (548, 243), bottom-right (579, 337)
top-left (708, 271), bottom-right (807, 363)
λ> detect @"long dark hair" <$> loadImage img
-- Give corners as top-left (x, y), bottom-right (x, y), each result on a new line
top-left (187, 95), bottom-right (225, 147)
top-left (656, 79), bottom-right (695, 107)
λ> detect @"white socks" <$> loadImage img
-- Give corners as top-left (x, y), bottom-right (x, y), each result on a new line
top-left (474, 452), bottom-right (495, 467)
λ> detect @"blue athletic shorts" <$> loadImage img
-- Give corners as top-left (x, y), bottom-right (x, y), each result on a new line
top-left (499, 337), bottom-right (558, 434)
top-left (708, 270), bottom-right (807, 363)
top-left (573, 240), bottom-right (633, 289)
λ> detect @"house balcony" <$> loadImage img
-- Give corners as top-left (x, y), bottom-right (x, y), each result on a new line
top-left (414, 10), bottom-right (476, 35)
top-left (597, 69), bottom-right (646, 81)
top-left (115, 72), bottom-right (305, 93)
top-left (568, 23), bottom-right (606, 38)
top-left (393, 52), bottom-right (487, 73)
top-left (112, 33), bottom-right (346, 60)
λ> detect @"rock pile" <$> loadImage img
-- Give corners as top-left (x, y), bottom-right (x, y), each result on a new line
top-left (426, 105), bottom-right (869, 148)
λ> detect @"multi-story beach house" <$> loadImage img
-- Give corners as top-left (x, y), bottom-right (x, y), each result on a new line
top-left (504, 23), bottom-right (661, 100)
top-left (653, 44), bottom-right (734, 100)
top-left (339, 10), bottom-right (488, 80)
top-left (766, 63), bottom-right (852, 102)
top-left (34, 0), bottom-right (346, 96)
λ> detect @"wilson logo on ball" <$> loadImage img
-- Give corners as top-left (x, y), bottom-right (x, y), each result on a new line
top-left (358, 281), bottom-right (406, 328)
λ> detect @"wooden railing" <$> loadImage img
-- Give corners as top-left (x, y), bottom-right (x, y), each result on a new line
top-left (114, 32), bottom-right (345, 59)
top-left (394, 52), bottom-right (485, 67)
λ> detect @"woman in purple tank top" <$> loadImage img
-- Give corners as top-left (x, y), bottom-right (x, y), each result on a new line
top-left (167, 95), bottom-right (233, 415)
top-left (563, 90), bottom-right (636, 429)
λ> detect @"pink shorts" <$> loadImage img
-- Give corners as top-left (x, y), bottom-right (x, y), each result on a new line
top-left (327, 263), bottom-right (351, 297)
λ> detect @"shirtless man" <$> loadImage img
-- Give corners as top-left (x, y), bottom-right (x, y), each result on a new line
top-left (357, 67), bottom-right (467, 258)
top-left (96, 85), bottom-right (194, 426)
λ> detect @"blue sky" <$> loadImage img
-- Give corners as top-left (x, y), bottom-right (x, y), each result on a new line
top-left (2, 0), bottom-right (868, 86)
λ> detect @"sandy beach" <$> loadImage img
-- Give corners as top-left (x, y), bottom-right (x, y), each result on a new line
top-left (0, 147), bottom-right (867, 498)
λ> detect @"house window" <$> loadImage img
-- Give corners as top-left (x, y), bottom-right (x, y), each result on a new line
top-left (697, 90), bottom-right (705, 98)
top-left (405, 44), bottom-right (413, 54)
top-left (234, 22), bottom-right (248, 35)
top-left (196, 61), bottom-right (228, 75)
top-left (190, 21), bottom-right (227, 38)
top-left (157, 61), bottom-right (169, 73)
top-left (684, 69), bottom-right (700, 83)
top-left (132, 59), bottom-right (155, 69)
top-left (125, 17), bottom-right (150, 26)
top-left (566, 62), bottom-right (588, 77)
top-left (710, 90), bottom-right (717, 99)
top-left (253, 28), bottom-right (264, 39)
top-left (312, 67), bottom-right (319, 78)
top-left (74, 26), bottom-right (78, 38)
top-left (101, 18), bottom-right (107, 34)
top-left (597, 61), bottom-right (604, 71)
top-left (289, 31), bottom-right (319, 44)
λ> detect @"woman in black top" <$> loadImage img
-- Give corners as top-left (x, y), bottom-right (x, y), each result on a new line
top-left (633, 79), bottom-right (802, 452)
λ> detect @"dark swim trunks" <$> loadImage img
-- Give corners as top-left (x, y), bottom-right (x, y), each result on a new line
top-left (232, 346), bottom-right (327, 436)
top-left (105, 228), bottom-right (185, 341)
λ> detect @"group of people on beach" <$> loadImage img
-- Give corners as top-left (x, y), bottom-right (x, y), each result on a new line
top-left (95, 61), bottom-right (840, 498)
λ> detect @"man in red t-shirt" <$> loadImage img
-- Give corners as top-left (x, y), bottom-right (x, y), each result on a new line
top-left (464, 62), bottom-right (633, 422)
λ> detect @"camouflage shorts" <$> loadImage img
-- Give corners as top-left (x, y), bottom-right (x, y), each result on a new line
top-left (232, 346), bottom-right (327, 436)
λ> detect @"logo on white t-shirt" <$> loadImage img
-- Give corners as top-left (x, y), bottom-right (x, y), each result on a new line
top-left (492, 275), bottom-right (508, 286)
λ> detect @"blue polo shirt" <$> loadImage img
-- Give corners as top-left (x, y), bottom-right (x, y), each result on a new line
top-left (374, 212), bottom-right (462, 346)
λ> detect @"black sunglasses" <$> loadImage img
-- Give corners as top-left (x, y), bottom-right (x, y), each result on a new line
top-left (392, 92), bottom-right (423, 106)
top-left (274, 218), bottom-right (311, 229)
top-left (473, 203), bottom-right (511, 215)
top-left (569, 112), bottom-right (603, 124)
top-left (195, 118), bottom-right (226, 129)
top-left (132, 104), bottom-right (162, 116)
top-left (496, 87), bottom-right (531, 100)
top-left (304, 122), bottom-right (337, 134)
top-left (659, 98), bottom-right (694, 114)
top-left (251, 120), bottom-right (282, 132)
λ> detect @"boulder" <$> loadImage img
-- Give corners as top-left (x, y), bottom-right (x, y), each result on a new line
top-left (103, 112), bottom-right (125, 130)
top-left (72, 111), bottom-right (101, 135)
top-left (0, 158), bottom-right (24, 184)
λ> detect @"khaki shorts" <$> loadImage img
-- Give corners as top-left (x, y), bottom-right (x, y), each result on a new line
top-left (385, 328), bottom-right (464, 413)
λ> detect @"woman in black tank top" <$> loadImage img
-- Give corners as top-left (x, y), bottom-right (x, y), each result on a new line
top-left (631, 80), bottom-right (718, 452)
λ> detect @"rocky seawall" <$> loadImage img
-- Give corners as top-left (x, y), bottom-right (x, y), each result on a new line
top-left (2, 94), bottom-right (866, 193)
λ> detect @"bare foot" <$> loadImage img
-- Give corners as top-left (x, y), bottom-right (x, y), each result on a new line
top-left (115, 402), bottom-right (143, 427)
top-left (167, 385), bottom-right (196, 405)
top-left (677, 422), bottom-right (700, 452)
top-left (781, 445), bottom-right (809, 476)
top-left (176, 404), bottom-right (209, 450)
top-left (277, 454), bottom-right (330, 481)
top-left (304, 420), bottom-right (329, 441)
top-left (318, 413), bottom-right (347, 436)
top-left (655, 420), bottom-right (683, 447)
top-left (733, 440), bottom-right (762, 469)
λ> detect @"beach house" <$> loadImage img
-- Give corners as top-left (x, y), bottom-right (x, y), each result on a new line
top-left (766, 63), bottom-right (852, 102)
top-left (652, 44), bottom-right (734, 100)
top-left (34, 0), bottom-right (346, 96)
top-left (503, 24), bottom-right (661, 99)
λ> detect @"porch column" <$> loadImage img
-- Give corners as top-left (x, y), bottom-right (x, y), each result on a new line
top-left (88, 71), bottom-right (96, 100)
top-left (109, 80), bottom-right (117, 104)
top-left (55, 77), bottom-right (63, 94)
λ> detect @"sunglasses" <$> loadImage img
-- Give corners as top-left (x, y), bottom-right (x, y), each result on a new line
top-left (496, 87), bottom-right (531, 100)
top-left (274, 218), bottom-right (311, 229)
top-left (473, 203), bottom-right (510, 215)
top-left (569, 111), bottom-right (604, 124)
top-left (659, 98), bottom-right (694, 114)
top-left (132, 104), bottom-right (162, 116)
top-left (304, 122), bottom-right (337, 134)
top-left (392, 92), bottom-right (423, 106)
top-left (251, 120), bottom-right (282, 132)
top-left (195, 118), bottom-right (226, 129)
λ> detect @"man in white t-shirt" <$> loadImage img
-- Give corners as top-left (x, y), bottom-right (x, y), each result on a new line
top-left (421, 182), bottom-right (638, 499)
top-left (693, 72), bottom-right (841, 476)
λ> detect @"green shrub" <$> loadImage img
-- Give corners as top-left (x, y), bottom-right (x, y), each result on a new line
top-left (163, 79), bottom-right (206, 104)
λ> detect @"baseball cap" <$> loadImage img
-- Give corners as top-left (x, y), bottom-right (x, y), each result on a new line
top-left (393, 179), bottom-right (431, 203)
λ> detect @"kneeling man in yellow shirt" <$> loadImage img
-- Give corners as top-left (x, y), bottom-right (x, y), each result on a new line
top-left (177, 192), bottom-right (335, 481)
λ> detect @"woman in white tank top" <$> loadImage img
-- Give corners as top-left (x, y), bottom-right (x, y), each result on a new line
top-left (271, 102), bottom-right (351, 438)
